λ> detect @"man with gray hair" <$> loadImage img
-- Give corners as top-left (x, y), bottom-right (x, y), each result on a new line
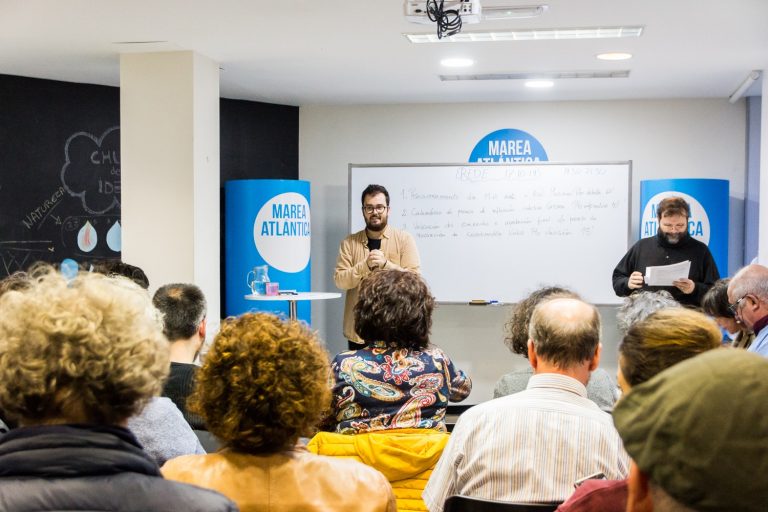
top-left (153, 283), bottom-right (208, 429)
top-left (423, 297), bottom-right (629, 511)
top-left (727, 264), bottom-right (768, 357)
top-left (616, 290), bottom-right (680, 336)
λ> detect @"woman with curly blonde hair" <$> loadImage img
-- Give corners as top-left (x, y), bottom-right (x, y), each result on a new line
top-left (0, 264), bottom-right (235, 511)
top-left (162, 312), bottom-right (396, 512)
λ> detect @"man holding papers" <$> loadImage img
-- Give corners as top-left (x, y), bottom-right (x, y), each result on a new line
top-left (612, 197), bottom-right (719, 307)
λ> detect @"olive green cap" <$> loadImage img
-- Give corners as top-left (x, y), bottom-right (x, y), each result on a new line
top-left (613, 349), bottom-right (768, 512)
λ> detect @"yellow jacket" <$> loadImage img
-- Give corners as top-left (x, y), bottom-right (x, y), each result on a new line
top-left (308, 429), bottom-right (448, 512)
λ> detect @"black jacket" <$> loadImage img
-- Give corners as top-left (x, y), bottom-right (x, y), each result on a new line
top-left (0, 424), bottom-right (238, 512)
top-left (163, 362), bottom-right (206, 430)
top-left (612, 231), bottom-right (720, 307)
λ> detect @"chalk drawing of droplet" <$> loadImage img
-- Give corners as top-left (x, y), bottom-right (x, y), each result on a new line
top-left (106, 221), bottom-right (122, 252)
top-left (77, 220), bottom-right (98, 252)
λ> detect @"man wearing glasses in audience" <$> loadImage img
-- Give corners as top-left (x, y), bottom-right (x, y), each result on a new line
top-left (728, 264), bottom-right (768, 357)
top-left (334, 184), bottom-right (420, 350)
top-left (612, 196), bottom-right (719, 307)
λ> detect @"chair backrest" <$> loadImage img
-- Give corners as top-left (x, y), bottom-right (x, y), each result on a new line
top-left (444, 495), bottom-right (560, 512)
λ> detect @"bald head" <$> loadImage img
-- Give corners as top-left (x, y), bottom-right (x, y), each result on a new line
top-left (729, 264), bottom-right (768, 300)
top-left (528, 297), bottom-right (601, 369)
top-left (728, 264), bottom-right (768, 329)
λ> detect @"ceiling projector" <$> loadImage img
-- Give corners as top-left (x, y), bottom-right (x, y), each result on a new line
top-left (405, 0), bottom-right (483, 25)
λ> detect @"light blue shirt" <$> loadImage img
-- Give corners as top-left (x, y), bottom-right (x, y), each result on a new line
top-left (747, 326), bottom-right (768, 357)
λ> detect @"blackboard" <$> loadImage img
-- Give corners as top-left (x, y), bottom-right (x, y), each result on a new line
top-left (349, 162), bottom-right (631, 305)
top-left (0, 75), bottom-right (299, 288)
top-left (0, 75), bottom-right (122, 276)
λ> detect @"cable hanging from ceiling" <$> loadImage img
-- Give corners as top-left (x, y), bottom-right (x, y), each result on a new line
top-left (426, 0), bottom-right (462, 39)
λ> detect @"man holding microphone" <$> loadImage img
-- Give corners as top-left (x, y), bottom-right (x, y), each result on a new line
top-left (334, 184), bottom-right (421, 349)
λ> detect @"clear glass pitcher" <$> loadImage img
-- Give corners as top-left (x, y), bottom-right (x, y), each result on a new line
top-left (246, 265), bottom-right (270, 295)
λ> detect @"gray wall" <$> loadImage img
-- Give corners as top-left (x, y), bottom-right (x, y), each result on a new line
top-left (300, 99), bottom-right (747, 403)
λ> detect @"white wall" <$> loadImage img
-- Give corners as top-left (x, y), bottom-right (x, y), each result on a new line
top-left (121, 51), bottom-right (221, 329)
top-left (300, 99), bottom-right (746, 403)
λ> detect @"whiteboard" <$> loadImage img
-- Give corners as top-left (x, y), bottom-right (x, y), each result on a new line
top-left (349, 162), bottom-right (631, 305)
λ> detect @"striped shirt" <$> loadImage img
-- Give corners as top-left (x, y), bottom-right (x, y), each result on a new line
top-left (423, 373), bottom-right (630, 511)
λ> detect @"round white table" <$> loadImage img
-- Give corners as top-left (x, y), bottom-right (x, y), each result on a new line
top-left (244, 292), bottom-right (341, 321)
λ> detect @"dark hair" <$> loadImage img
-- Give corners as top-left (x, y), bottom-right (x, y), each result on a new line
top-left (657, 197), bottom-right (690, 219)
top-left (361, 184), bottom-right (390, 206)
top-left (528, 297), bottom-right (600, 368)
top-left (152, 283), bottom-right (207, 340)
top-left (189, 313), bottom-right (329, 454)
top-left (91, 260), bottom-right (149, 289)
top-left (504, 286), bottom-right (580, 358)
top-left (701, 278), bottom-right (733, 319)
top-left (354, 270), bottom-right (434, 350)
top-left (619, 308), bottom-right (721, 387)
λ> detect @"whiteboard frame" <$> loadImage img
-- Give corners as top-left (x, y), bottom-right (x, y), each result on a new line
top-left (348, 161), bottom-right (633, 306)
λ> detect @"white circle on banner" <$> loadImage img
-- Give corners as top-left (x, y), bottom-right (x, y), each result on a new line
top-left (253, 192), bottom-right (311, 272)
top-left (640, 191), bottom-right (710, 244)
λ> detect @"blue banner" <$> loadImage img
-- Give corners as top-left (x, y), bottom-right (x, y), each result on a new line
top-left (640, 179), bottom-right (729, 277)
top-left (469, 128), bottom-right (549, 163)
top-left (225, 179), bottom-right (311, 321)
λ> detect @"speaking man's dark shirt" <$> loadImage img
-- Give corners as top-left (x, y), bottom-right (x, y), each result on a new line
top-left (612, 231), bottom-right (719, 307)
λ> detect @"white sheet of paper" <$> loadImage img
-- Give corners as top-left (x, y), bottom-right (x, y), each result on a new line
top-left (644, 260), bottom-right (691, 286)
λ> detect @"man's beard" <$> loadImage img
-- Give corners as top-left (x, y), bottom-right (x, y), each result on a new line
top-left (366, 217), bottom-right (387, 232)
top-left (662, 231), bottom-right (686, 244)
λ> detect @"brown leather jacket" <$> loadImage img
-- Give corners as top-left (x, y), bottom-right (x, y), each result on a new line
top-left (162, 445), bottom-right (396, 512)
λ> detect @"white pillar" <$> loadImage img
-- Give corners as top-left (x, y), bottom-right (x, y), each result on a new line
top-left (760, 75), bottom-right (768, 265)
top-left (120, 51), bottom-right (221, 323)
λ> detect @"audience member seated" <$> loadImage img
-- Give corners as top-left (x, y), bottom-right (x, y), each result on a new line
top-left (493, 287), bottom-right (618, 411)
top-left (702, 278), bottom-right (754, 348)
top-left (0, 270), bottom-right (31, 432)
top-left (556, 308), bottom-right (722, 512)
top-left (127, 395), bottom-right (205, 465)
top-left (728, 264), bottom-right (768, 356)
top-left (424, 297), bottom-right (630, 511)
top-left (309, 428), bottom-right (449, 512)
top-left (87, 263), bottom-right (205, 464)
top-left (326, 270), bottom-right (471, 433)
top-left (162, 312), bottom-right (396, 512)
top-left (0, 264), bottom-right (235, 511)
top-left (615, 290), bottom-right (679, 336)
top-left (614, 349), bottom-right (768, 512)
top-left (153, 282), bottom-right (208, 429)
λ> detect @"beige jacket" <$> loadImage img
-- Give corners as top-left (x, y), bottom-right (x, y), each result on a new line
top-left (333, 225), bottom-right (420, 343)
top-left (162, 445), bottom-right (396, 512)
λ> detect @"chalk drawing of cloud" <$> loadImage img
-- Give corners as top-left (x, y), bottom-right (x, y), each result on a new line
top-left (61, 126), bottom-right (120, 215)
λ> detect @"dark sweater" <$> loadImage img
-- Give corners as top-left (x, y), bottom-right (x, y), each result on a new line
top-left (0, 424), bottom-right (236, 511)
top-left (162, 362), bottom-right (206, 430)
top-left (612, 231), bottom-right (720, 306)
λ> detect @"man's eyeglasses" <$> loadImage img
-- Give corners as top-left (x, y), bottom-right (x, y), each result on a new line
top-left (728, 295), bottom-right (747, 315)
top-left (362, 205), bottom-right (387, 214)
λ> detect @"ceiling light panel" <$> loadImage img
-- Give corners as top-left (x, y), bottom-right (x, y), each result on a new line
top-left (482, 5), bottom-right (549, 20)
top-left (406, 26), bottom-right (644, 44)
top-left (441, 57), bottom-right (475, 68)
top-left (440, 70), bottom-right (631, 81)
top-left (596, 52), bottom-right (633, 61)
